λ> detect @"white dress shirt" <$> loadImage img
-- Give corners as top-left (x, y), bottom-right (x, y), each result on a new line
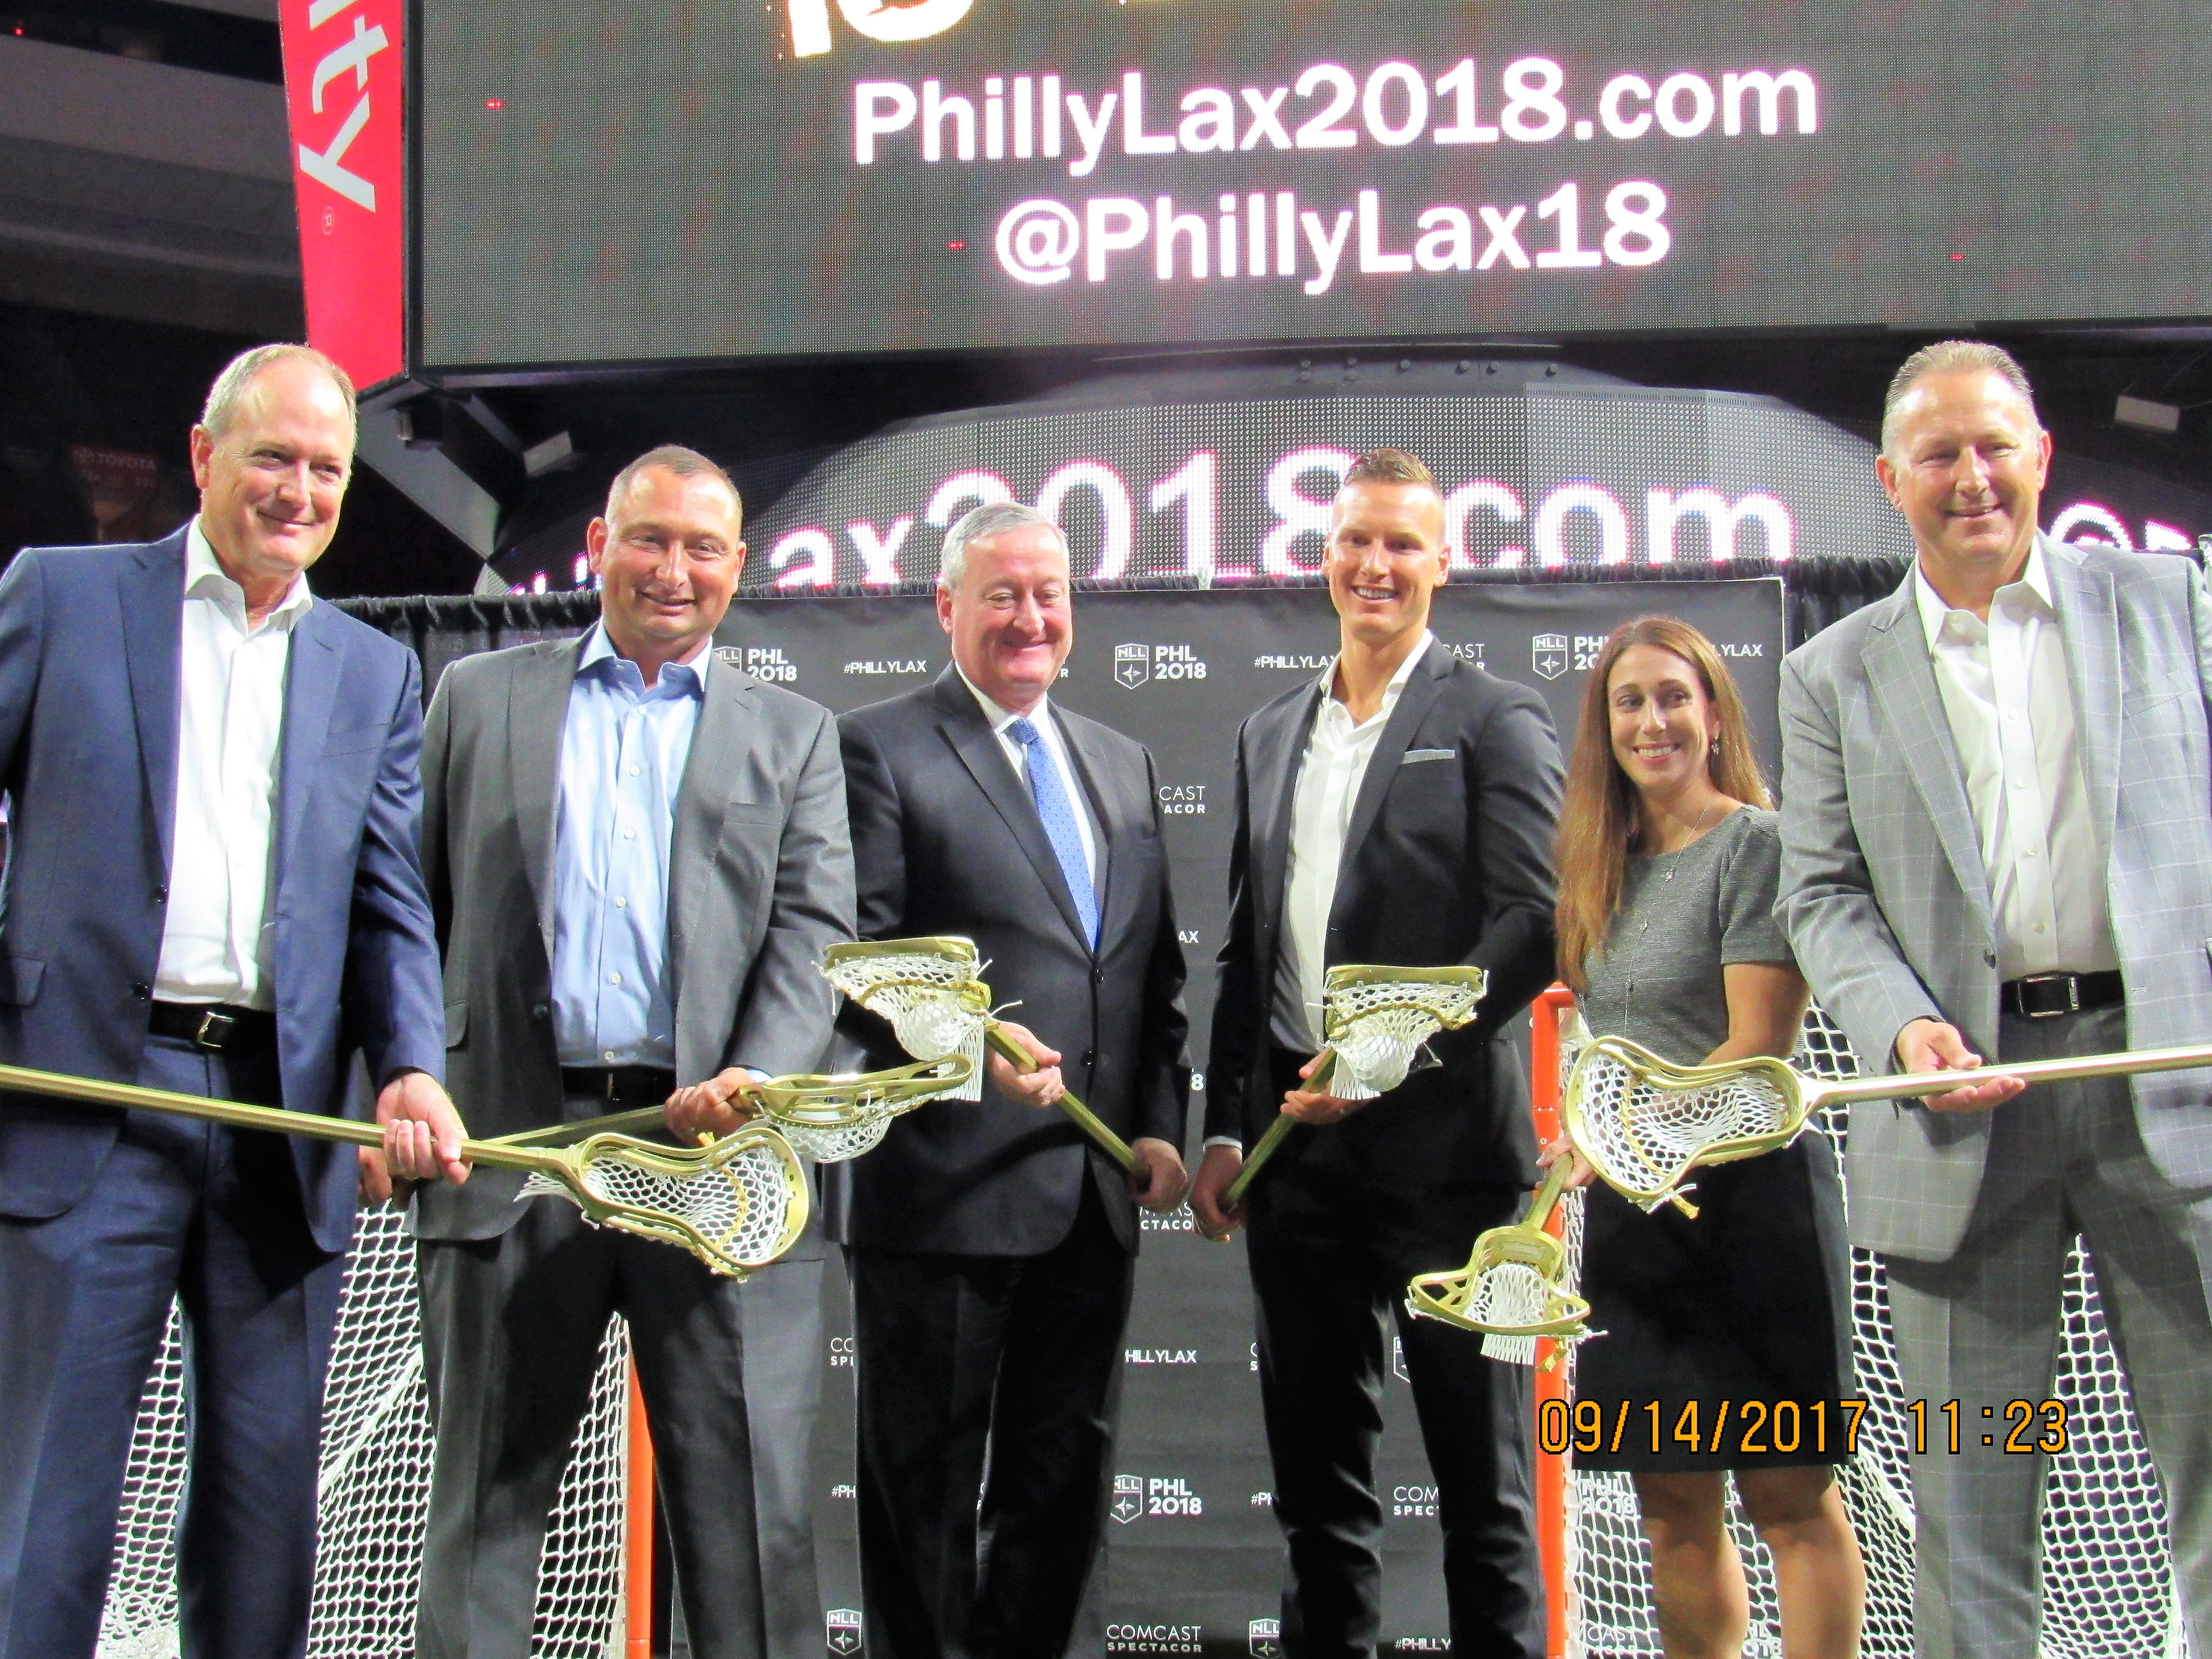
top-left (1268, 631), bottom-right (1434, 1051)
top-left (1915, 546), bottom-right (2118, 981)
top-left (959, 668), bottom-right (1098, 887)
top-left (153, 520), bottom-right (314, 1010)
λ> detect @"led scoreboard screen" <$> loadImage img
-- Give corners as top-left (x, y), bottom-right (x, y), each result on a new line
top-left (416, 1), bottom-right (2212, 370)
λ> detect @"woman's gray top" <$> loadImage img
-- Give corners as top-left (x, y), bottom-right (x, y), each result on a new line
top-left (1576, 806), bottom-right (1793, 1065)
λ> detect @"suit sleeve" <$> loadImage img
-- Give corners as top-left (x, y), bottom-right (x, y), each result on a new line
top-left (1204, 721), bottom-right (1261, 1142)
top-left (1775, 648), bottom-right (1941, 1070)
top-left (0, 550), bottom-right (47, 795)
top-left (725, 707), bottom-right (857, 1079)
top-left (830, 712), bottom-right (908, 1068)
top-left (1133, 745), bottom-right (1191, 1151)
top-left (1462, 685), bottom-right (1563, 1039)
top-left (344, 648), bottom-right (447, 1087)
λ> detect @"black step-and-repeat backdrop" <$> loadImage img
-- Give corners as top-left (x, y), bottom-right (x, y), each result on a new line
top-left (715, 577), bottom-right (1787, 1657)
top-left (361, 575), bottom-right (1784, 1655)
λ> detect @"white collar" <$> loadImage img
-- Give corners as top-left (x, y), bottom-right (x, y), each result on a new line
top-left (1915, 541), bottom-right (2054, 648)
top-left (1317, 629), bottom-right (1433, 706)
top-left (957, 664), bottom-right (1052, 737)
top-left (186, 518), bottom-right (313, 627)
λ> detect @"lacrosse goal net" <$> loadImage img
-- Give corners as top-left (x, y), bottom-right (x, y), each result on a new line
top-left (1537, 988), bottom-right (2190, 1659)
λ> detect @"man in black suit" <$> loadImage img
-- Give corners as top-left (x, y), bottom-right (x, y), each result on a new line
top-left (831, 500), bottom-right (1191, 1659)
top-left (1191, 449), bottom-right (1563, 1659)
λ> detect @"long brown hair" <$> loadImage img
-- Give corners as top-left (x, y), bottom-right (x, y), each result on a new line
top-left (1555, 616), bottom-right (1771, 991)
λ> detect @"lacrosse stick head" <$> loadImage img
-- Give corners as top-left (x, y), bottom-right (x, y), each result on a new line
top-left (1405, 1220), bottom-right (1594, 1367)
top-left (1561, 1035), bottom-right (1812, 1213)
top-left (821, 937), bottom-right (993, 1101)
top-left (750, 1055), bottom-right (974, 1162)
top-left (1319, 964), bottom-right (1488, 1100)
top-left (517, 1125), bottom-right (810, 1277)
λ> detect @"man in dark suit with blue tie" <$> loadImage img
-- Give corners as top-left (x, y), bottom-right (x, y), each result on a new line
top-left (832, 501), bottom-right (1191, 1659)
top-left (0, 344), bottom-right (464, 1659)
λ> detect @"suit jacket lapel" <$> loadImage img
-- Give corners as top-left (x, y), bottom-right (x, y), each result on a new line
top-left (932, 670), bottom-right (1092, 950)
top-left (1862, 578), bottom-right (1996, 936)
top-left (669, 655), bottom-right (762, 989)
top-left (120, 534), bottom-right (186, 879)
top-left (1330, 641), bottom-right (1448, 931)
top-left (511, 637), bottom-right (583, 956)
top-left (1250, 681), bottom-right (1324, 949)
top-left (275, 602), bottom-right (345, 899)
top-left (2044, 536), bottom-right (2120, 866)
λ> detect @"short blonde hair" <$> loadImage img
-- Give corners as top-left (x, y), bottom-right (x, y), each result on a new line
top-left (604, 444), bottom-right (742, 529)
top-left (1882, 340), bottom-right (2039, 455)
top-left (201, 344), bottom-right (357, 446)
top-left (1343, 447), bottom-right (1436, 489)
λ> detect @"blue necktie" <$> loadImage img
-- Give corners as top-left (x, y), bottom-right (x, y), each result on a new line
top-left (1009, 716), bottom-right (1100, 949)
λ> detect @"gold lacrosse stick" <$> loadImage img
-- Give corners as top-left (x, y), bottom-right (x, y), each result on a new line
top-left (485, 1056), bottom-right (974, 1163)
top-left (819, 937), bottom-right (1137, 1172)
top-left (0, 1060), bottom-right (809, 1277)
top-left (1404, 1158), bottom-right (1595, 1367)
top-left (1222, 963), bottom-right (1488, 1207)
top-left (1565, 1033), bottom-right (2212, 1218)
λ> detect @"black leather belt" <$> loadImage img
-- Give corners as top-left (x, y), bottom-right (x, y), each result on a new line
top-left (150, 1000), bottom-right (276, 1052)
top-left (2001, 971), bottom-right (2125, 1020)
top-left (559, 1066), bottom-right (677, 1106)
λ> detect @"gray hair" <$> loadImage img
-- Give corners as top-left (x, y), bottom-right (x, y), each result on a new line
top-left (1882, 339), bottom-right (2040, 455)
top-left (938, 501), bottom-right (1067, 590)
top-left (200, 343), bottom-right (356, 447)
top-left (604, 444), bottom-right (741, 528)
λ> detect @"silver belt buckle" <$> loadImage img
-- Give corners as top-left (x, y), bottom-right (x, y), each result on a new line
top-left (193, 1010), bottom-right (238, 1049)
top-left (2020, 973), bottom-right (2078, 1019)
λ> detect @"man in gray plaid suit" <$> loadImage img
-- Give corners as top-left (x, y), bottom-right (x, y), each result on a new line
top-left (1778, 340), bottom-right (2212, 1659)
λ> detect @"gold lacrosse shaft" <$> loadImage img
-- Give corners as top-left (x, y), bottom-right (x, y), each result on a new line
top-left (1222, 1051), bottom-right (1339, 1207)
top-left (1812, 1039), bottom-right (2212, 1110)
top-left (494, 1106), bottom-right (663, 1149)
top-left (983, 1024), bottom-right (1137, 1173)
top-left (1520, 1153), bottom-right (1573, 1234)
top-left (0, 1059), bottom-right (570, 1179)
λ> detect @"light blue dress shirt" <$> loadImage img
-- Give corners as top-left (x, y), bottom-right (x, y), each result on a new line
top-left (550, 624), bottom-right (710, 1069)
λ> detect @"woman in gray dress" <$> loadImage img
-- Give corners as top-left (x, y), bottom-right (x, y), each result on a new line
top-left (1551, 617), bottom-right (1863, 1659)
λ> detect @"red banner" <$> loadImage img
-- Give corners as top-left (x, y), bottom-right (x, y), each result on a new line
top-left (279, 0), bottom-right (406, 391)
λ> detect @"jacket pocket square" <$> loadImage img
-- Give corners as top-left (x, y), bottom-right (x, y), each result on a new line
top-left (1401, 748), bottom-right (1454, 765)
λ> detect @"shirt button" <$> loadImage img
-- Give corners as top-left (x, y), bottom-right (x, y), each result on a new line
top-left (614, 896), bottom-right (628, 909)
top-left (627, 766), bottom-right (640, 777)
top-left (604, 1049), bottom-right (617, 1061)
top-left (608, 972), bottom-right (623, 986)
top-left (623, 828), bottom-right (637, 840)
top-left (2034, 923), bottom-right (2047, 934)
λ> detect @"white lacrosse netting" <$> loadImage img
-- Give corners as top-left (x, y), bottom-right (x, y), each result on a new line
top-left (517, 1128), bottom-right (805, 1275)
top-left (1567, 1046), bottom-right (1802, 1212)
top-left (1323, 973), bottom-right (1485, 1100)
top-left (1553, 1002), bottom-right (2192, 1659)
top-left (821, 943), bottom-right (991, 1102)
top-left (96, 1202), bottom-right (638, 1659)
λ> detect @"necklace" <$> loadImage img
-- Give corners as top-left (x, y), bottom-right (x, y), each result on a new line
top-left (1620, 793), bottom-right (1725, 1038)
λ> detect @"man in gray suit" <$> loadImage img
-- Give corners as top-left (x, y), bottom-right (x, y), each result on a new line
top-left (412, 445), bottom-right (855, 1659)
top-left (1778, 341), bottom-right (2212, 1658)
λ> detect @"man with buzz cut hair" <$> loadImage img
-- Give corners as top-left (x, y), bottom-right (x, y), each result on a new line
top-left (1195, 447), bottom-right (1563, 1658)
top-left (1779, 341), bottom-right (2212, 1657)
top-left (832, 498), bottom-right (1191, 1659)
top-left (0, 341), bottom-right (464, 1659)
top-left (413, 443), bottom-right (855, 1659)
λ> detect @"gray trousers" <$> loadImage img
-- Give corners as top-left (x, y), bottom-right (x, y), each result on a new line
top-left (413, 1184), bottom-right (825, 1659)
top-left (1883, 1003), bottom-right (2212, 1659)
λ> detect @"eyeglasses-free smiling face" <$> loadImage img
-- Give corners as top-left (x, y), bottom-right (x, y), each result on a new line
top-left (1876, 367), bottom-right (2052, 586)
top-left (937, 522), bottom-right (1073, 715)
top-left (189, 356), bottom-right (355, 596)
top-left (586, 467), bottom-right (747, 664)
top-left (1323, 481), bottom-right (1451, 652)
top-left (1607, 642), bottom-right (1720, 802)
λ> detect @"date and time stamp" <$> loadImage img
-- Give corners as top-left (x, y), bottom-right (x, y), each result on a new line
top-left (1539, 1398), bottom-right (2071, 1459)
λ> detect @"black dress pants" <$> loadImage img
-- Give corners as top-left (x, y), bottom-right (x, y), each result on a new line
top-left (848, 1177), bottom-right (1133, 1659)
top-left (1245, 1046), bottom-right (1544, 1659)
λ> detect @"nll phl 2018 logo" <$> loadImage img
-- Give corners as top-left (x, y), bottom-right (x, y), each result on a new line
top-left (1115, 643), bottom-right (1210, 688)
top-left (1113, 1473), bottom-right (1205, 1521)
top-left (789, 0), bottom-right (974, 57)
top-left (826, 1609), bottom-right (863, 1656)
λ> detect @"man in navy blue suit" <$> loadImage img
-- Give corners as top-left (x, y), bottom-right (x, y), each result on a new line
top-left (0, 344), bottom-right (465, 1659)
